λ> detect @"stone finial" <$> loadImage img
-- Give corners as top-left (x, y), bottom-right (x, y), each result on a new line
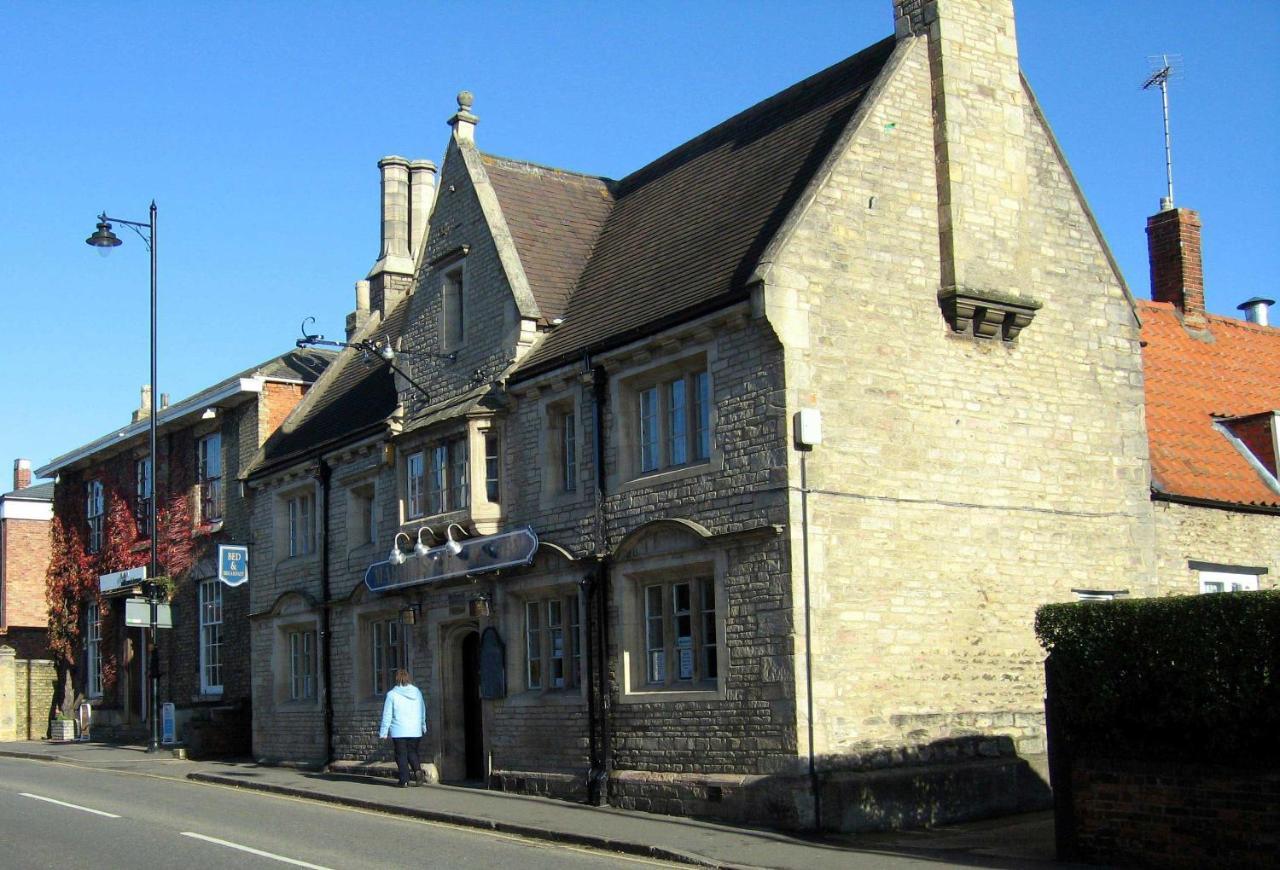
top-left (449, 90), bottom-right (479, 143)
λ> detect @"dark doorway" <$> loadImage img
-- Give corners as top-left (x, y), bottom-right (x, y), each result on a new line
top-left (461, 631), bottom-right (484, 780)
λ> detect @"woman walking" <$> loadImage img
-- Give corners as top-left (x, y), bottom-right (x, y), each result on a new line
top-left (378, 668), bottom-right (427, 787)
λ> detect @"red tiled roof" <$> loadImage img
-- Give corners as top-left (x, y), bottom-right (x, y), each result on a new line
top-left (1140, 301), bottom-right (1280, 507)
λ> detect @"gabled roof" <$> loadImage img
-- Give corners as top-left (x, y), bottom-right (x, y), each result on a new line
top-left (0, 480), bottom-right (54, 501)
top-left (481, 155), bottom-right (613, 322)
top-left (252, 301), bottom-right (413, 477)
top-left (1140, 301), bottom-right (1280, 508)
top-left (512, 35), bottom-right (896, 375)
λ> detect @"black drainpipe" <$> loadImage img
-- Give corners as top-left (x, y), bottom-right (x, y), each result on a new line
top-left (317, 458), bottom-right (335, 767)
top-left (588, 363), bottom-right (613, 805)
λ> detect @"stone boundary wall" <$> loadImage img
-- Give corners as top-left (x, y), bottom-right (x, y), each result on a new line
top-left (1066, 759), bottom-right (1279, 869)
top-left (0, 648), bottom-right (57, 740)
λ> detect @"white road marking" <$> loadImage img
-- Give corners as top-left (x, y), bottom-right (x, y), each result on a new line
top-left (19, 792), bottom-right (120, 818)
top-left (181, 832), bottom-right (335, 869)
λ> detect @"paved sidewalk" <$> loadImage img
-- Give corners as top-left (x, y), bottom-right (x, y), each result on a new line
top-left (0, 740), bottom-right (1082, 869)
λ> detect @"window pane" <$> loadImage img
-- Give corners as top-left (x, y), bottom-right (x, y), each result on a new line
top-left (639, 388), bottom-right (659, 472)
top-left (485, 432), bottom-right (501, 502)
top-left (199, 580), bottom-right (224, 692)
top-left (407, 453), bottom-right (425, 519)
top-left (526, 602), bottom-right (542, 689)
top-left (700, 580), bottom-right (717, 680)
top-left (569, 595), bottom-right (582, 689)
top-left (429, 446), bottom-right (446, 514)
top-left (562, 413), bottom-right (577, 492)
top-left (673, 582), bottom-right (693, 680)
top-left (450, 437), bottom-right (469, 510)
top-left (668, 379), bottom-right (687, 466)
top-left (549, 600), bottom-right (564, 688)
top-left (645, 585), bottom-right (665, 684)
top-left (693, 371), bottom-right (711, 460)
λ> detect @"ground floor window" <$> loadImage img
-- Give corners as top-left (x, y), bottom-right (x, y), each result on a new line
top-left (370, 618), bottom-right (405, 695)
top-left (289, 630), bottom-right (316, 700)
top-left (199, 579), bottom-right (224, 694)
top-left (85, 600), bottom-right (102, 698)
top-left (525, 594), bottom-right (582, 691)
top-left (643, 576), bottom-right (717, 686)
top-left (1199, 570), bottom-right (1260, 593)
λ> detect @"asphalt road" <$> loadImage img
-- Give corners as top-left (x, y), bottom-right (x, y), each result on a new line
top-left (0, 757), bottom-right (677, 869)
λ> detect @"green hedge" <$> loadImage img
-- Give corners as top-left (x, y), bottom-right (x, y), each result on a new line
top-left (1035, 590), bottom-right (1280, 766)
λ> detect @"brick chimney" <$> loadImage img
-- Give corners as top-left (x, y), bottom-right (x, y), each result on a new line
top-left (13, 459), bottom-right (31, 491)
top-left (1146, 207), bottom-right (1207, 330)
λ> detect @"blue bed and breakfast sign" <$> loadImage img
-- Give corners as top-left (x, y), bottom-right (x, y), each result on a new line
top-left (218, 545), bottom-right (249, 587)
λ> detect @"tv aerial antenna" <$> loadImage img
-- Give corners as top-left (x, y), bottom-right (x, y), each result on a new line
top-left (1142, 54), bottom-right (1182, 212)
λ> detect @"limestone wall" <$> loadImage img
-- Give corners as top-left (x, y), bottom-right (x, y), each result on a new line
top-left (1152, 500), bottom-right (1280, 593)
top-left (762, 35), bottom-right (1155, 759)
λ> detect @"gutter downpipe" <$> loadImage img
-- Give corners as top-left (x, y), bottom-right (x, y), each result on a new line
top-left (588, 362), bottom-right (612, 805)
top-left (800, 450), bottom-right (821, 830)
top-left (318, 458), bottom-right (335, 767)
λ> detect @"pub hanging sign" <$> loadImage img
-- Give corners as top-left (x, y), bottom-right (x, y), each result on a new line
top-left (218, 545), bottom-right (250, 587)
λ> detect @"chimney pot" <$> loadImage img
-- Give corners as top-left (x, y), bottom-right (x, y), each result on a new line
top-left (1237, 297), bottom-right (1275, 327)
top-left (13, 458), bottom-right (32, 491)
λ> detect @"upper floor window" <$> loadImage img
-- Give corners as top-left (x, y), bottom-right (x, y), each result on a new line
top-left (199, 579), bottom-right (224, 695)
top-left (628, 363), bottom-right (712, 477)
top-left (441, 268), bottom-right (464, 351)
top-left (525, 594), bottom-right (582, 691)
top-left (484, 430), bottom-right (501, 503)
top-left (406, 435), bottom-right (469, 519)
top-left (197, 433), bottom-right (223, 524)
top-left (134, 457), bottom-right (152, 537)
top-left (347, 482), bottom-right (377, 550)
top-left (85, 480), bottom-right (104, 554)
top-left (559, 410), bottom-right (578, 493)
top-left (287, 492), bottom-right (316, 557)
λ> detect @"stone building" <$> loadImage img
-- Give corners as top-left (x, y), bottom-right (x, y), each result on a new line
top-left (245, 0), bottom-right (1173, 831)
top-left (1139, 205), bottom-right (1279, 595)
top-left (0, 460), bottom-right (53, 659)
top-left (36, 352), bottom-right (330, 750)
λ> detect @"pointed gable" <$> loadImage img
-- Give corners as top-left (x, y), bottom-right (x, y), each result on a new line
top-left (481, 155), bottom-right (613, 322)
top-left (516, 36), bottom-right (895, 374)
top-left (1140, 301), bottom-right (1280, 507)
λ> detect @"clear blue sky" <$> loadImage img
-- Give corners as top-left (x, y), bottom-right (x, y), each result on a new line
top-left (3, 1), bottom-right (1277, 485)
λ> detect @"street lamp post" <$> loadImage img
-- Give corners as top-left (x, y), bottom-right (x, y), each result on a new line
top-left (86, 202), bottom-right (161, 754)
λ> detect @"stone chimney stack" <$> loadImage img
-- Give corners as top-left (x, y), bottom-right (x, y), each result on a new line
top-left (893, 0), bottom-right (1027, 297)
top-left (367, 156), bottom-right (417, 317)
top-left (13, 459), bottom-right (31, 491)
top-left (1146, 207), bottom-right (1208, 330)
top-left (132, 385), bottom-right (153, 424)
top-left (409, 160), bottom-right (437, 262)
top-left (346, 280), bottom-right (371, 340)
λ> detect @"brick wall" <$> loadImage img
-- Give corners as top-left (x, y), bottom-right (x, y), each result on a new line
top-left (1069, 758), bottom-right (1279, 868)
top-left (2, 516), bottom-right (51, 627)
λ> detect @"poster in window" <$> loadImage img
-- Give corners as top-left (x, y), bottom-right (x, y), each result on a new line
top-left (678, 647), bottom-right (694, 679)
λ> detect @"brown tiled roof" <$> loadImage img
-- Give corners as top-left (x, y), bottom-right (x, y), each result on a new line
top-left (1140, 301), bottom-right (1280, 508)
top-left (481, 155), bottom-right (613, 322)
top-left (252, 301), bottom-right (413, 476)
top-left (513, 36), bottom-right (895, 375)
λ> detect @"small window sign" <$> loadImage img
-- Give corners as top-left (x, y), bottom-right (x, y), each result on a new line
top-left (218, 545), bottom-right (249, 587)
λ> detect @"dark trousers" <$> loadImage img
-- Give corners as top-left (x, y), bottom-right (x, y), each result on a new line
top-left (392, 736), bottom-right (421, 785)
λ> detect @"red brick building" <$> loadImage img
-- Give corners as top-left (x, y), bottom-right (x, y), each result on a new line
top-left (0, 459), bottom-right (53, 659)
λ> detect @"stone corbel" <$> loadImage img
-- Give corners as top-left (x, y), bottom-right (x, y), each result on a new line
top-left (938, 285), bottom-right (1042, 342)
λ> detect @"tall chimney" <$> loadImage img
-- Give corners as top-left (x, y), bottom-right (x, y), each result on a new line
top-left (893, 0), bottom-right (1027, 297)
top-left (346, 280), bottom-right (371, 340)
top-left (13, 459), bottom-right (31, 491)
top-left (132, 385), bottom-right (153, 423)
top-left (1146, 207), bottom-right (1207, 330)
top-left (409, 160), bottom-right (437, 262)
top-left (367, 156), bottom-right (416, 316)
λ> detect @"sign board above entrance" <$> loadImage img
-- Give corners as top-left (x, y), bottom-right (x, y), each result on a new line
top-left (99, 566), bottom-right (147, 594)
top-left (364, 526), bottom-right (539, 594)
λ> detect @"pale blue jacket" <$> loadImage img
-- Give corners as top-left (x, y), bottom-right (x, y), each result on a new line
top-left (379, 684), bottom-right (427, 739)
